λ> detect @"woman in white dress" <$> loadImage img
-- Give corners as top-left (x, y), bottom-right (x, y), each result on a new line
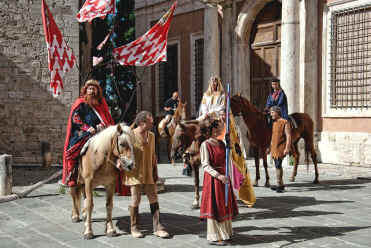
top-left (198, 76), bottom-right (256, 207)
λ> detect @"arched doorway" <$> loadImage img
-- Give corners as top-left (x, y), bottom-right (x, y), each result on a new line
top-left (250, 1), bottom-right (281, 111)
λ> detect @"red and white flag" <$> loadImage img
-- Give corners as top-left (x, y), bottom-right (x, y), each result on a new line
top-left (41, 0), bottom-right (76, 96)
top-left (77, 0), bottom-right (115, 23)
top-left (113, 1), bottom-right (177, 66)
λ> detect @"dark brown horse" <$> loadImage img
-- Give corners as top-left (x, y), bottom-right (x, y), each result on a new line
top-left (170, 119), bottom-right (212, 208)
top-left (230, 95), bottom-right (319, 185)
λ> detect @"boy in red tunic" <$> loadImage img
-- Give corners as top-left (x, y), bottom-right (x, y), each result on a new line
top-left (200, 118), bottom-right (238, 246)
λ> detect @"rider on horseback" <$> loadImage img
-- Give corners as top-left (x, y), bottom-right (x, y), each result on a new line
top-left (163, 91), bottom-right (179, 123)
top-left (265, 78), bottom-right (297, 128)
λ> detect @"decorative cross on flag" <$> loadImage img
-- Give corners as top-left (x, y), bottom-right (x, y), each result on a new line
top-left (41, 0), bottom-right (76, 96)
top-left (113, 1), bottom-right (177, 66)
top-left (77, 0), bottom-right (115, 23)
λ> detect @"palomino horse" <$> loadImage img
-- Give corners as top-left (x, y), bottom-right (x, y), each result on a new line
top-left (70, 124), bottom-right (135, 239)
top-left (230, 95), bottom-right (319, 186)
top-left (171, 119), bottom-right (213, 208)
top-left (157, 102), bottom-right (187, 161)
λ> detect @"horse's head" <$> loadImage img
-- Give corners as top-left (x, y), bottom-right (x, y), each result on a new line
top-left (170, 121), bottom-right (197, 161)
top-left (112, 124), bottom-right (135, 172)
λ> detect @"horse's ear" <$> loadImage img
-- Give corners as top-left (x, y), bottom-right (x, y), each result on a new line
top-left (116, 124), bottom-right (123, 135)
top-left (238, 92), bottom-right (241, 97)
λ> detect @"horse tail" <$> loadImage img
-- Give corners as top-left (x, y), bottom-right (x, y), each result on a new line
top-left (302, 113), bottom-right (314, 173)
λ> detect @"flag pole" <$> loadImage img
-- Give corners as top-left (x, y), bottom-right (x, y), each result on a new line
top-left (225, 83), bottom-right (231, 207)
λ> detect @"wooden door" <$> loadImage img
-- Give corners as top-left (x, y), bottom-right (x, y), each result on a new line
top-left (250, 2), bottom-right (281, 111)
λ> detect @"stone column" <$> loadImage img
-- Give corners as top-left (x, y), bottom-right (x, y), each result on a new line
top-left (221, 2), bottom-right (233, 87)
top-left (280, 0), bottom-right (300, 113)
top-left (299, 0), bottom-right (318, 129)
top-left (0, 154), bottom-right (12, 196)
top-left (204, 5), bottom-right (220, 90)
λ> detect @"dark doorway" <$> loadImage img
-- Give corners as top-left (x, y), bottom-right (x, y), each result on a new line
top-left (250, 1), bottom-right (282, 111)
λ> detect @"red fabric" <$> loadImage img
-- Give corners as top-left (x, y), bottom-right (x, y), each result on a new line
top-left (200, 141), bottom-right (238, 222)
top-left (62, 97), bottom-right (114, 186)
top-left (41, 0), bottom-right (76, 96)
top-left (113, 2), bottom-right (177, 66)
top-left (272, 90), bottom-right (281, 101)
top-left (76, 0), bottom-right (115, 23)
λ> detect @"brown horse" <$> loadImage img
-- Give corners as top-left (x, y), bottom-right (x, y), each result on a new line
top-left (230, 95), bottom-right (319, 185)
top-left (157, 102), bottom-right (187, 161)
top-left (70, 124), bottom-right (135, 239)
top-left (171, 119), bottom-right (213, 208)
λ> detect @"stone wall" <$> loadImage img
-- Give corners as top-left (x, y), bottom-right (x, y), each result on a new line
top-left (0, 0), bottom-right (79, 165)
top-left (318, 132), bottom-right (371, 167)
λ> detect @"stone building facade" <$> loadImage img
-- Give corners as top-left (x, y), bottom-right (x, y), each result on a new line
top-left (0, 1), bottom-right (79, 165)
top-left (135, 0), bottom-right (371, 166)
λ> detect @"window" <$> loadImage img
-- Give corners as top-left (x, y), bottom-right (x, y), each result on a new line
top-left (158, 43), bottom-right (178, 110)
top-left (329, 4), bottom-right (371, 109)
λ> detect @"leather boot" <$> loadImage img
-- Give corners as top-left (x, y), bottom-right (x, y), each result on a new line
top-left (129, 206), bottom-right (144, 238)
top-left (276, 168), bottom-right (285, 193)
top-left (150, 202), bottom-right (169, 238)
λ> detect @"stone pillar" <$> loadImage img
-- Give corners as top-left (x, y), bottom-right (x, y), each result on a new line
top-left (204, 5), bottom-right (220, 90)
top-left (0, 154), bottom-right (12, 196)
top-left (280, 0), bottom-right (300, 113)
top-left (299, 0), bottom-right (318, 129)
top-left (221, 2), bottom-right (233, 87)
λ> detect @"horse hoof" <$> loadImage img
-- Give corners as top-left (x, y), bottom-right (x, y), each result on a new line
top-left (313, 179), bottom-right (319, 184)
top-left (71, 216), bottom-right (80, 223)
top-left (83, 233), bottom-right (94, 240)
top-left (264, 182), bottom-right (270, 188)
top-left (253, 183), bottom-right (259, 187)
top-left (81, 214), bottom-right (87, 221)
top-left (289, 177), bottom-right (295, 182)
top-left (106, 231), bottom-right (117, 238)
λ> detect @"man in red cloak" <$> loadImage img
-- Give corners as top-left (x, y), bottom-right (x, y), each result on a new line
top-left (62, 79), bottom-right (114, 187)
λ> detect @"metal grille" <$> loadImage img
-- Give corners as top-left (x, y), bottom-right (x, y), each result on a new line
top-left (330, 4), bottom-right (371, 108)
top-left (194, 38), bottom-right (204, 115)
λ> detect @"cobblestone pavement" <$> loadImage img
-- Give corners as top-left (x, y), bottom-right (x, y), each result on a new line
top-left (1, 162), bottom-right (371, 248)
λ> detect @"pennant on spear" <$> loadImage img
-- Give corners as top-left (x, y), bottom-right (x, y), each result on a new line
top-left (41, 0), bottom-right (76, 97)
top-left (77, 0), bottom-right (116, 23)
top-left (113, 1), bottom-right (177, 66)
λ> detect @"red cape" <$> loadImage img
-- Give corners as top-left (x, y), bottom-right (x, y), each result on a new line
top-left (62, 97), bottom-right (114, 185)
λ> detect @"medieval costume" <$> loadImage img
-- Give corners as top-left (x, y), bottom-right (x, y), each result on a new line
top-left (123, 111), bottom-right (169, 239)
top-left (200, 137), bottom-right (238, 244)
top-left (270, 106), bottom-right (292, 193)
top-left (265, 88), bottom-right (289, 120)
top-left (62, 80), bottom-right (114, 187)
top-left (198, 76), bottom-right (256, 207)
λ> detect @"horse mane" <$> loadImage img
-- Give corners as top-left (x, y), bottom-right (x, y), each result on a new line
top-left (89, 124), bottom-right (134, 153)
top-left (238, 96), bottom-right (260, 114)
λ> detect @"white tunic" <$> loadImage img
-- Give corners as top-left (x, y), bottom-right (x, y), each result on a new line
top-left (198, 94), bottom-right (225, 120)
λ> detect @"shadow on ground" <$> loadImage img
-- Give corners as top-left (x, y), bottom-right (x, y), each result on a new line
top-left (286, 178), bottom-right (371, 192)
top-left (114, 212), bottom-right (370, 246)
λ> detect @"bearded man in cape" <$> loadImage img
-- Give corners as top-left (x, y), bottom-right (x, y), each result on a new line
top-left (62, 79), bottom-right (115, 187)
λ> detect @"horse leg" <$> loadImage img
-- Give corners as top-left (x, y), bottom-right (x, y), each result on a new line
top-left (105, 183), bottom-right (117, 237)
top-left (262, 155), bottom-right (270, 187)
top-left (83, 179), bottom-right (94, 239)
top-left (81, 186), bottom-right (87, 221)
top-left (253, 148), bottom-right (260, 187)
top-left (70, 185), bottom-right (82, 223)
top-left (311, 148), bottom-right (319, 184)
top-left (192, 164), bottom-right (200, 209)
top-left (290, 143), bottom-right (299, 182)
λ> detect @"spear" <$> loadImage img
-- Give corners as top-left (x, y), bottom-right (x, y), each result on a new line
top-left (225, 83), bottom-right (231, 207)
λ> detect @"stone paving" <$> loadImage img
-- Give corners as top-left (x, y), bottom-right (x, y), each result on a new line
top-left (1, 161), bottom-right (371, 248)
